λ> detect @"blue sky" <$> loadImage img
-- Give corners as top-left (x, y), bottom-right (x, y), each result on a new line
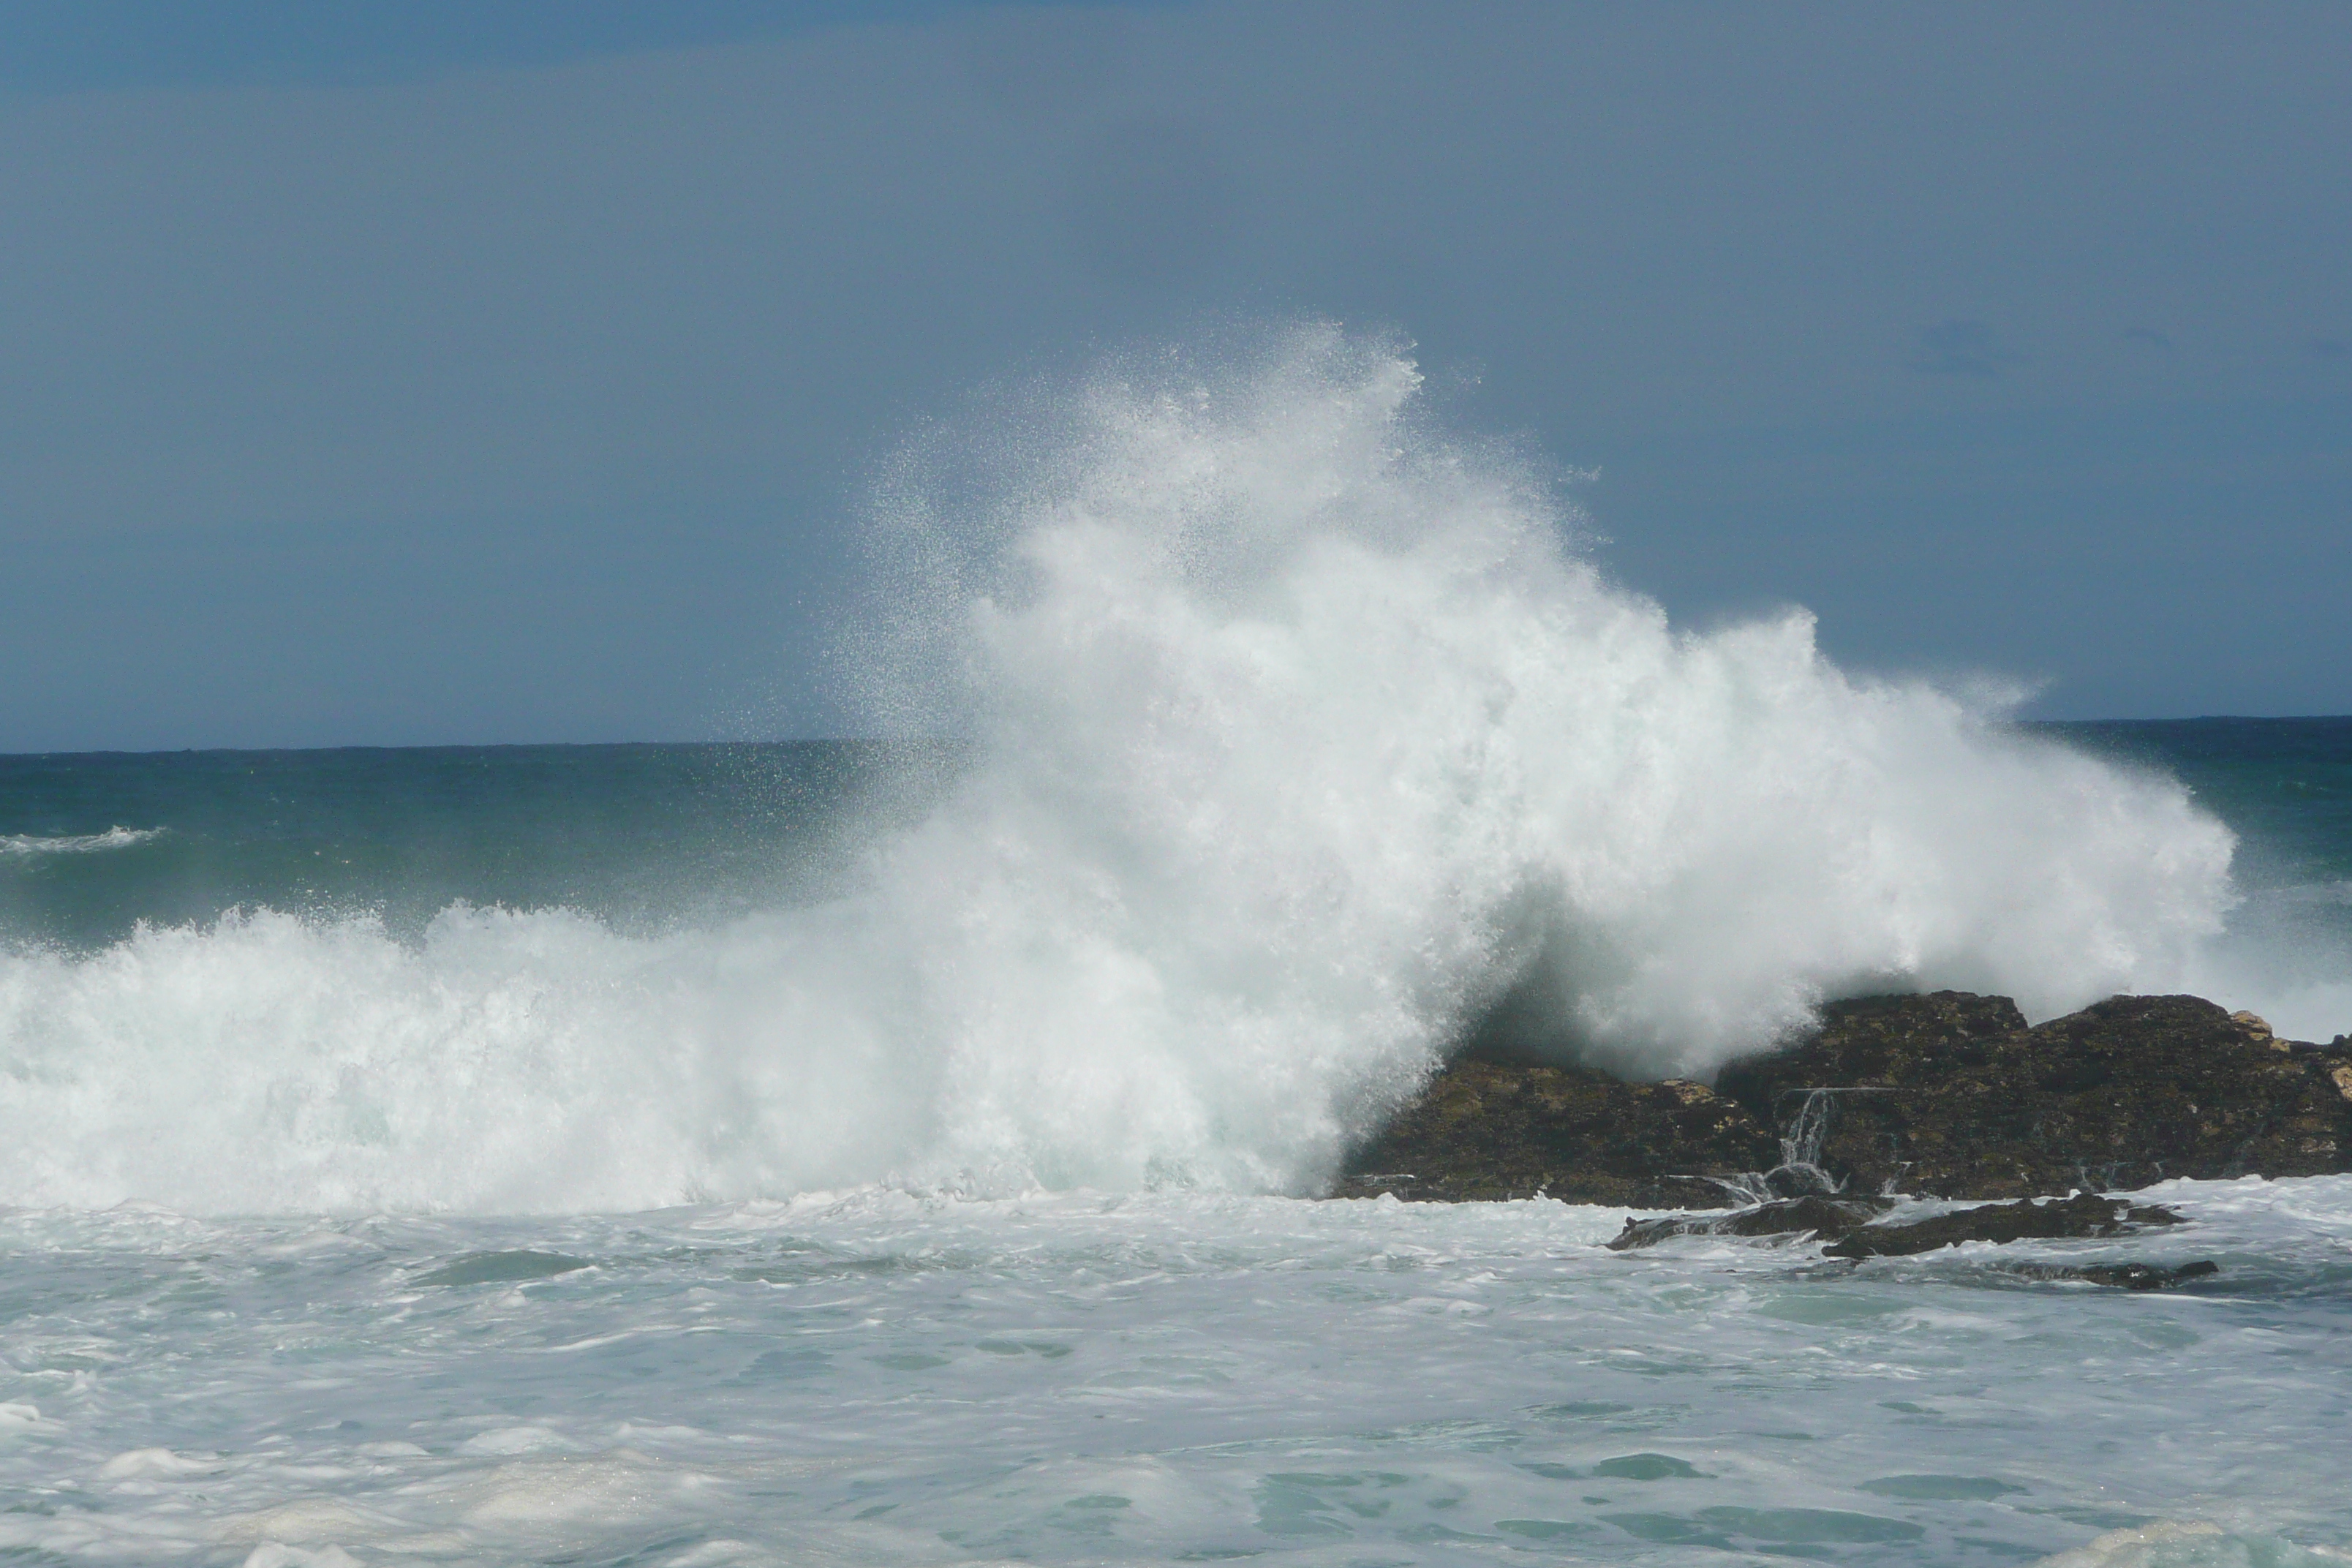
top-left (2, 1), bottom-right (2346, 748)
top-left (0, 2), bottom-right (982, 91)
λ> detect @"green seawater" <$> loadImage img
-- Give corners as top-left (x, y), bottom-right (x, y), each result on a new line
top-left (0, 740), bottom-right (960, 950)
top-left (1, 720), bottom-right (2347, 1032)
top-left (2046, 718), bottom-right (2352, 901)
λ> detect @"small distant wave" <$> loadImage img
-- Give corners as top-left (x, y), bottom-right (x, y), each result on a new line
top-left (0, 826), bottom-right (166, 859)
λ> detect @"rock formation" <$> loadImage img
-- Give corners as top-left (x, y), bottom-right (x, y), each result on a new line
top-left (1820, 1192), bottom-right (2184, 1259)
top-left (1713, 992), bottom-right (2352, 1199)
top-left (1602, 1190), bottom-right (2187, 1259)
top-left (1334, 990), bottom-right (2352, 1205)
top-left (1330, 1058), bottom-right (1776, 1207)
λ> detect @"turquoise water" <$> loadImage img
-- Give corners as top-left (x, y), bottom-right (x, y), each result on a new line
top-left (2049, 719), bottom-right (2352, 908)
top-left (4, 722), bottom-right (2346, 1044)
top-left (1, 1175), bottom-right (2348, 1567)
top-left (7, 719), bottom-right (2348, 953)
top-left (2050, 719), bottom-right (2352, 1043)
top-left (0, 742), bottom-right (956, 949)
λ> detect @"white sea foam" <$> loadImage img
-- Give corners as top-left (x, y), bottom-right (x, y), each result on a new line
top-left (0, 826), bottom-right (164, 857)
top-left (2036, 1521), bottom-right (2352, 1568)
top-left (1, 1178), bottom-right (2348, 1564)
top-left (0, 325), bottom-right (2274, 1213)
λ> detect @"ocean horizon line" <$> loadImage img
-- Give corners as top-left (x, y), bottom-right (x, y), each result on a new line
top-left (7, 714), bottom-right (2351, 763)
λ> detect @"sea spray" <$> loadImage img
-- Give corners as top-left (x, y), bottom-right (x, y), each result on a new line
top-left (0, 325), bottom-right (2238, 1213)
top-left (834, 320), bottom-right (2234, 1109)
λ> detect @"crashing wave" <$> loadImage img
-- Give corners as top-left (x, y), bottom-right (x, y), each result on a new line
top-left (0, 326), bottom-right (2241, 1212)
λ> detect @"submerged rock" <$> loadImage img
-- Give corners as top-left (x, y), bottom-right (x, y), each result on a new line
top-left (1331, 1058), bottom-right (1777, 1206)
top-left (1605, 1194), bottom-right (1890, 1251)
top-left (2002, 1260), bottom-right (2220, 1291)
top-left (1605, 1189), bottom-right (2185, 1258)
top-left (1819, 1191), bottom-right (2184, 1259)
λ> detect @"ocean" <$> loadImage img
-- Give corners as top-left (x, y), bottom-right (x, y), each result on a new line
top-left (4, 331), bottom-right (2351, 1565)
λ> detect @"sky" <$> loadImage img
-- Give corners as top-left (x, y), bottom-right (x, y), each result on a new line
top-left (1, 0), bottom-right (2346, 750)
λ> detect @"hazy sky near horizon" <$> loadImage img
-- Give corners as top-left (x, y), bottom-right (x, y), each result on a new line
top-left (4, 1), bottom-right (2347, 750)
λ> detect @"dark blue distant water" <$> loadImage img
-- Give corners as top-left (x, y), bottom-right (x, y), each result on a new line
top-left (2044, 718), bottom-right (2352, 899)
top-left (2041, 720), bottom-right (2352, 1031)
top-left (0, 742), bottom-right (960, 950)
top-left (5, 724), bottom-right (2347, 954)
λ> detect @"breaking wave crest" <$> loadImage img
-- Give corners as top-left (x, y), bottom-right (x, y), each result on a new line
top-left (0, 326), bottom-right (2242, 1213)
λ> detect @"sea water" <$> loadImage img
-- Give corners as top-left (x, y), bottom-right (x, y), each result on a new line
top-left (1, 1181), bottom-right (2351, 1567)
top-left (3, 327), bottom-right (2350, 1564)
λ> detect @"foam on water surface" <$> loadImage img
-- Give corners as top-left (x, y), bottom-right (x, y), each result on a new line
top-left (0, 826), bottom-right (165, 857)
top-left (0, 1176), bottom-right (2346, 1565)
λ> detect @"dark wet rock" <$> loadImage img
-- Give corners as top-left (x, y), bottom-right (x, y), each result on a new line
top-left (1718, 991), bottom-right (2029, 1101)
top-left (1714, 992), bottom-right (2352, 1199)
top-left (1819, 1191), bottom-right (2184, 1259)
top-left (1333, 1058), bottom-right (1778, 1206)
top-left (1589, 1453), bottom-right (1710, 1481)
top-left (1335, 990), bottom-right (2352, 1205)
top-left (1607, 1189), bottom-right (2183, 1257)
top-left (2002, 1259), bottom-right (2220, 1291)
top-left (1605, 1194), bottom-right (1891, 1251)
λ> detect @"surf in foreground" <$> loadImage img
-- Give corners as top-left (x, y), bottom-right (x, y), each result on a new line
top-left (1, 1178), bottom-right (2348, 1567)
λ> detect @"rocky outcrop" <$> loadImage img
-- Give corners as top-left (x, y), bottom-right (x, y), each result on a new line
top-left (1714, 992), bottom-right (2352, 1199)
top-left (1820, 1191), bottom-right (2185, 1259)
top-left (2002, 1260), bottom-right (2219, 1290)
top-left (1605, 1194), bottom-right (1889, 1249)
top-left (1334, 990), bottom-right (2352, 1205)
top-left (1330, 1058), bottom-right (1777, 1207)
top-left (1602, 1190), bottom-right (2187, 1259)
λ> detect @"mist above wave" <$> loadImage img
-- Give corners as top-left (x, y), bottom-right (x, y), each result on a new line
top-left (0, 325), bottom-right (2239, 1213)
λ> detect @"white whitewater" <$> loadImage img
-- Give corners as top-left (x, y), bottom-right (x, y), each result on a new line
top-left (0, 1177), bottom-right (2347, 1565)
top-left (0, 826), bottom-right (164, 857)
top-left (0, 326), bottom-right (2250, 1213)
